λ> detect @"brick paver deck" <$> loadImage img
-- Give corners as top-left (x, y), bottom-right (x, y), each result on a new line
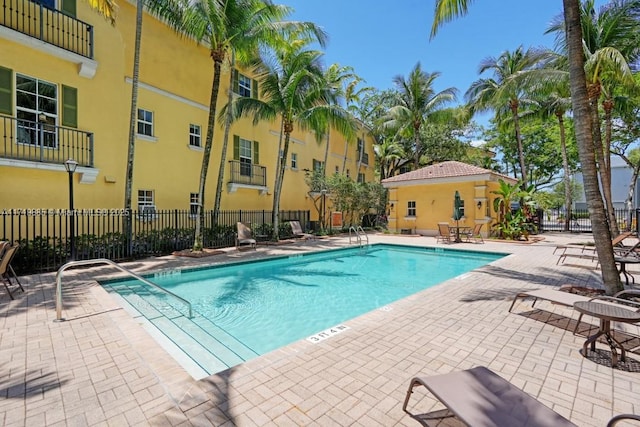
top-left (1, 233), bottom-right (639, 426)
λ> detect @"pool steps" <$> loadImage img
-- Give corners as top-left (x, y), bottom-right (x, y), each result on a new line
top-left (104, 281), bottom-right (258, 375)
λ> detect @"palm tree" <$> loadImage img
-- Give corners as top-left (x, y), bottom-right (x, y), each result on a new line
top-left (225, 47), bottom-right (355, 241)
top-left (373, 138), bottom-right (404, 179)
top-left (87, 0), bottom-right (118, 24)
top-left (465, 46), bottom-right (550, 188)
top-left (383, 63), bottom-right (457, 170)
top-left (319, 64), bottom-right (360, 176)
top-left (528, 52), bottom-right (574, 231)
top-left (431, 0), bottom-right (621, 294)
top-left (548, 0), bottom-right (640, 236)
top-left (147, 0), bottom-right (326, 251)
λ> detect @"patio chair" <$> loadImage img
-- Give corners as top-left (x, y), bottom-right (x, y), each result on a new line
top-left (402, 366), bottom-right (578, 426)
top-left (0, 244), bottom-right (24, 300)
top-left (555, 231), bottom-right (632, 259)
top-left (235, 222), bottom-right (257, 250)
top-left (436, 222), bottom-right (454, 244)
top-left (289, 220), bottom-right (316, 240)
top-left (464, 223), bottom-right (484, 243)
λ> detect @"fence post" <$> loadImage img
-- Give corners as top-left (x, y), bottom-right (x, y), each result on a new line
top-left (174, 209), bottom-right (179, 250)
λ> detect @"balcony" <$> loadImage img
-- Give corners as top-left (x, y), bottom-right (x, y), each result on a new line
top-left (227, 160), bottom-right (268, 195)
top-left (1, 114), bottom-right (94, 168)
top-left (0, 0), bottom-right (97, 77)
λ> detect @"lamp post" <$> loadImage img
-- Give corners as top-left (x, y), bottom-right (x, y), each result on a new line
top-left (64, 159), bottom-right (78, 260)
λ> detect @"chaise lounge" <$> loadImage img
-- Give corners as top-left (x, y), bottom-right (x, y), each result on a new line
top-left (402, 366), bottom-right (640, 426)
top-left (289, 220), bottom-right (316, 240)
top-left (235, 222), bottom-right (257, 250)
top-left (402, 366), bottom-right (578, 426)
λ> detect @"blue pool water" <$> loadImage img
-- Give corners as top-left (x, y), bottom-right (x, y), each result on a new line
top-left (101, 244), bottom-right (505, 375)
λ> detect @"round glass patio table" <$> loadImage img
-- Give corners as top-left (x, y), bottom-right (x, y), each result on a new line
top-left (574, 300), bottom-right (640, 367)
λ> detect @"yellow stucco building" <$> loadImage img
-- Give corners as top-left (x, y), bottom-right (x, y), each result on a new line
top-left (382, 161), bottom-right (517, 237)
top-left (0, 0), bottom-right (376, 219)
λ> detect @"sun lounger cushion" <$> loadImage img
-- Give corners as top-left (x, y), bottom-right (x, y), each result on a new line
top-left (508, 288), bottom-right (594, 312)
top-left (402, 366), bottom-right (577, 427)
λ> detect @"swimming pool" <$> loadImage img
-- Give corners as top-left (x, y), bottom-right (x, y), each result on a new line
top-left (101, 244), bottom-right (505, 377)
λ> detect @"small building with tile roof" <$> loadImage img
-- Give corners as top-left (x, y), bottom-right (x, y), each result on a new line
top-left (381, 161), bottom-right (517, 237)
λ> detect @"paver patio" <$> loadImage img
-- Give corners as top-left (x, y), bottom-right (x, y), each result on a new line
top-left (1, 233), bottom-right (639, 426)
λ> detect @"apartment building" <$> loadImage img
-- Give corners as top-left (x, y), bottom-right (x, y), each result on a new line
top-left (0, 0), bottom-right (376, 218)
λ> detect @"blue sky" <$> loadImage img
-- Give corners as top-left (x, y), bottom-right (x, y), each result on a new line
top-left (285, 0), bottom-right (607, 111)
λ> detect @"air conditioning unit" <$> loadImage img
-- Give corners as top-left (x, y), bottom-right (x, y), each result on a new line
top-left (140, 205), bottom-right (157, 220)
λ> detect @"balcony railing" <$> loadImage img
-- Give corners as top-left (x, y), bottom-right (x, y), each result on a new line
top-left (1, 114), bottom-right (93, 166)
top-left (0, 0), bottom-right (93, 58)
top-left (228, 160), bottom-right (266, 187)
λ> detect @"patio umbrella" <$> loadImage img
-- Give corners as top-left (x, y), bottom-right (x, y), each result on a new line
top-left (453, 191), bottom-right (463, 242)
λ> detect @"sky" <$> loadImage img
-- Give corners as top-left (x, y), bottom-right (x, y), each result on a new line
top-left (284, 0), bottom-right (607, 121)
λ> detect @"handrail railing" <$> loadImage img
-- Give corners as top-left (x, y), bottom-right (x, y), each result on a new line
top-left (0, 0), bottom-right (94, 58)
top-left (348, 226), bottom-right (369, 246)
top-left (0, 114), bottom-right (94, 166)
top-left (55, 258), bottom-right (192, 321)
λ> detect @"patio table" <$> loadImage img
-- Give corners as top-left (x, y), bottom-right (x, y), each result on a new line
top-left (614, 256), bottom-right (640, 287)
top-left (574, 300), bottom-right (640, 367)
top-left (451, 226), bottom-right (470, 243)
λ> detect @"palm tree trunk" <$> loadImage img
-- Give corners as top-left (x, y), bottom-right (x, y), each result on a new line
top-left (603, 99), bottom-right (619, 234)
top-left (123, 0), bottom-right (143, 255)
top-left (272, 121), bottom-right (293, 241)
top-left (557, 112), bottom-right (572, 232)
top-left (323, 130), bottom-right (330, 177)
top-left (271, 119), bottom-right (285, 236)
top-left (563, 0), bottom-right (621, 295)
top-left (413, 132), bottom-right (420, 169)
top-left (212, 61), bottom-right (236, 224)
top-left (342, 139), bottom-right (348, 173)
top-left (193, 57), bottom-right (222, 251)
top-left (511, 102), bottom-right (527, 188)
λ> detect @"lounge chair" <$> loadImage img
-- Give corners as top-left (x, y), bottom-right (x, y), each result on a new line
top-left (464, 223), bottom-right (484, 243)
top-left (289, 220), bottom-right (316, 240)
top-left (235, 222), bottom-right (257, 250)
top-left (508, 288), bottom-right (595, 313)
top-left (0, 244), bottom-right (24, 300)
top-left (555, 231), bottom-right (633, 264)
top-left (402, 366), bottom-right (578, 426)
top-left (436, 222), bottom-right (454, 244)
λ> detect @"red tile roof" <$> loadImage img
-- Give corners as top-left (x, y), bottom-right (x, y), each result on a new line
top-left (381, 161), bottom-right (515, 184)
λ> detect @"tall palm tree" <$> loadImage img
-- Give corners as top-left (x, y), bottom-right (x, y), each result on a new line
top-left (87, 0), bottom-right (118, 24)
top-left (225, 47), bottom-right (355, 240)
top-left (147, 0), bottom-right (326, 251)
top-left (465, 46), bottom-right (550, 188)
top-left (373, 138), bottom-right (404, 179)
top-left (383, 63), bottom-right (457, 170)
top-left (431, 0), bottom-right (621, 294)
top-left (548, 0), bottom-right (640, 236)
top-left (320, 64), bottom-right (360, 176)
top-left (528, 52), bottom-right (574, 231)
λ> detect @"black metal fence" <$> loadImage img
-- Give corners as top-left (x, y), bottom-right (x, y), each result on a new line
top-left (537, 208), bottom-right (637, 233)
top-left (1, 209), bottom-right (309, 274)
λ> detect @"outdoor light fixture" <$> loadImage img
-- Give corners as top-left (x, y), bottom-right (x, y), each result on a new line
top-left (64, 159), bottom-right (78, 260)
top-left (477, 201), bottom-right (482, 210)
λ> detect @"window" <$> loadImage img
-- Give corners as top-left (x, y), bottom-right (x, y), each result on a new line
top-left (233, 135), bottom-right (259, 178)
top-left (407, 201), bottom-right (416, 217)
top-left (16, 74), bottom-right (58, 148)
top-left (138, 190), bottom-right (156, 220)
top-left (357, 173), bottom-right (365, 183)
top-left (238, 73), bottom-right (252, 97)
top-left (357, 138), bottom-right (363, 157)
top-left (189, 124), bottom-right (201, 147)
top-left (138, 190), bottom-right (155, 210)
top-left (233, 70), bottom-right (257, 98)
top-left (291, 153), bottom-right (298, 169)
top-left (313, 159), bottom-right (324, 173)
top-left (239, 137), bottom-right (253, 176)
top-left (190, 193), bottom-right (199, 215)
top-left (137, 109), bottom-right (153, 136)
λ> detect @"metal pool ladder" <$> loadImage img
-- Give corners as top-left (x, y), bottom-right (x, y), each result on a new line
top-left (349, 226), bottom-right (369, 246)
top-left (55, 258), bottom-right (193, 322)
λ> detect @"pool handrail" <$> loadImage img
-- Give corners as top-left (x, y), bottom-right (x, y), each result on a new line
top-left (349, 226), bottom-right (369, 246)
top-left (55, 258), bottom-right (193, 321)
